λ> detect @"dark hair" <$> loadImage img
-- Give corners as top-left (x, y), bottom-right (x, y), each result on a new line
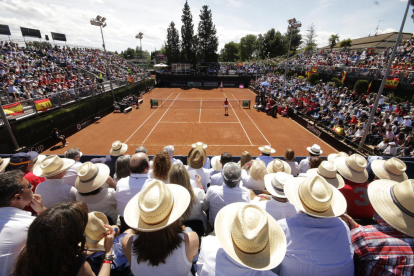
top-left (284, 148), bottom-right (295, 161)
top-left (220, 152), bottom-right (232, 167)
top-left (132, 219), bottom-right (183, 266)
top-left (309, 156), bottom-right (323, 169)
top-left (152, 152), bottom-right (171, 181)
top-left (65, 148), bottom-right (81, 160)
top-left (115, 155), bottom-right (131, 181)
top-left (131, 158), bottom-right (149, 174)
top-left (12, 202), bottom-right (88, 276)
top-left (0, 170), bottom-right (25, 206)
top-left (135, 146), bottom-right (147, 154)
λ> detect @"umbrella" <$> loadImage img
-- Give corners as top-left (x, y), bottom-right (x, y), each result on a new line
top-left (260, 82), bottom-right (270, 86)
top-left (153, 64), bottom-right (163, 68)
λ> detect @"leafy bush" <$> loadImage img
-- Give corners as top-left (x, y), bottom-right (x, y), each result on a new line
top-left (354, 80), bottom-right (369, 94)
top-left (286, 70), bottom-right (294, 77)
top-left (331, 77), bottom-right (343, 87)
top-left (308, 73), bottom-right (320, 85)
top-left (273, 68), bottom-right (280, 75)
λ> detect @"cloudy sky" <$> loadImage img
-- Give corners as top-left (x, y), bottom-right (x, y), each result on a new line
top-left (1, 0), bottom-right (413, 53)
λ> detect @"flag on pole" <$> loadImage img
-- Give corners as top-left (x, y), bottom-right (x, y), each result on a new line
top-left (367, 81), bottom-right (373, 94)
top-left (341, 71), bottom-right (347, 83)
top-left (312, 66), bottom-right (318, 73)
top-left (34, 98), bottom-right (53, 112)
top-left (3, 102), bottom-right (24, 116)
top-left (384, 77), bottom-right (400, 90)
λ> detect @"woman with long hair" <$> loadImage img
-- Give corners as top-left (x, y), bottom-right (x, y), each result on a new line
top-left (284, 148), bottom-right (299, 176)
top-left (239, 151), bottom-right (253, 168)
top-left (149, 151), bottom-right (171, 182)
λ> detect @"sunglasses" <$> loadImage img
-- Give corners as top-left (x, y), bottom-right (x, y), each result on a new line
top-left (19, 182), bottom-right (32, 194)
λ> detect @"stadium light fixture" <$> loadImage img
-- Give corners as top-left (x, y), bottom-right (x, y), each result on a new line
top-left (256, 33), bottom-right (264, 82)
top-left (101, 17), bottom-right (106, 22)
top-left (136, 32), bottom-right (144, 61)
top-left (284, 17), bottom-right (301, 91)
top-left (96, 15), bottom-right (102, 20)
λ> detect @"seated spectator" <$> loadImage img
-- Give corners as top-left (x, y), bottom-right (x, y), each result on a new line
top-left (163, 145), bottom-right (183, 166)
top-left (186, 143), bottom-right (211, 190)
top-left (114, 155), bottom-right (131, 184)
top-left (105, 141), bottom-right (128, 178)
top-left (284, 148), bottom-right (299, 176)
top-left (327, 152), bottom-right (349, 163)
top-left (241, 160), bottom-right (267, 190)
top-left (309, 156), bottom-right (323, 169)
top-left (239, 151), bottom-right (253, 168)
top-left (209, 155), bottom-right (222, 176)
top-left (307, 161), bottom-right (345, 189)
top-left (210, 152), bottom-right (232, 186)
top-left (0, 157), bottom-right (10, 173)
top-left (256, 146), bottom-right (275, 166)
top-left (371, 157), bottom-right (408, 182)
top-left (383, 142), bottom-right (398, 156)
top-left (149, 151), bottom-right (171, 183)
top-left (399, 135), bottom-right (414, 157)
top-left (352, 125), bottom-right (365, 143)
top-left (298, 144), bottom-right (322, 174)
top-left (375, 137), bottom-right (389, 156)
top-left (51, 128), bottom-right (67, 147)
top-left (63, 147), bottom-right (83, 187)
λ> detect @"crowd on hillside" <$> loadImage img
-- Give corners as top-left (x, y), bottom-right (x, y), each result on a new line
top-left (0, 140), bottom-right (413, 276)
top-left (251, 73), bottom-right (414, 157)
top-left (0, 41), bottom-right (143, 104)
top-left (219, 64), bottom-right (272, 75)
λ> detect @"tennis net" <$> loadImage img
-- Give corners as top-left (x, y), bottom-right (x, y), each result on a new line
top-left (150, 99), bottom-right (250, 109)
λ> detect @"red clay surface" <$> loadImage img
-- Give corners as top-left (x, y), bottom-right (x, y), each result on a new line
top-left (43, 88), bottom-right (338, 157)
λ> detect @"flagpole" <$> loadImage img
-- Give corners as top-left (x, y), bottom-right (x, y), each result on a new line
top-left (358, 0), bottom-right (410, 151)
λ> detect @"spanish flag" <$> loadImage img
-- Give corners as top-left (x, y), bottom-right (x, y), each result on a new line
top-left (312, 66), bottom-right (318, 73)
top-left (367, 81), bottom-right (373, 94)
top-left (384, 77), bottom-right (400, 90)
top-left (3, 102), bottom-right (24, 116)
top-left (34, 98), bottom-right (53, 112)
top-left (341, 71), bottom-right (347, 83)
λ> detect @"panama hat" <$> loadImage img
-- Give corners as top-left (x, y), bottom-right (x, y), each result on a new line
top-left (284, 175), bottom-right (347, 218)
top-left (30, 154), bottom-right (47, 172)
top-left (334, 154), bottom-right (368, 183)
top-left (211, 156), bottom-right (222, 172)
top-left (85, 212), bottom-right (109, 252)
top-left (0, 157), bottom-right (10, 172)
top-left (124, 180), bottom-right (190, 232)
top-left (327, 152), bottom-right (349, 163)
top-left (258, 146), bottom-right (276, 154)
top-left (187, 147), bottom-right (207, 169)
top-left (109, 141), bottom-right (128, 156)
top-left (192, 142), bottom-right (208, 149)
top-left (307, 161), bottom-right (345, 189)
top-left (215, 203), bottom-right (287, 270)
top-left (264, 172), bottom-right (293, 198)
top-left (266, 159), bottom-right (291, 174)
top-left (33, 155), bottom-right (75, 177)
top-left (368, 179), bottom-right (414, 236)
top-left (306, 144), bottom-right (323, 155)
top-left (371, 157), bottom-right (408, 183)
top-left (75, 162), bottom-right (110, 193)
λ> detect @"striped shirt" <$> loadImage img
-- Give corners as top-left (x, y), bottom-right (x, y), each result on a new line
top-left (351, 219), bottom-right (414, 275)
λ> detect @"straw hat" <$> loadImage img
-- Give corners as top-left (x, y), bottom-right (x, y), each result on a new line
top-left (85, 212), bottom-right (109, 252)
top-left (371, 157), bottom-right (408, 183)
top-left (306, 144), bottom-right (323, 155)
top-left (307, 161), bottom-right (345, 189)
top-left (109, 141), bottom-right (128, 156)
top-left (334, 154), bottom-right (369, 183)
top-left (368, 179), bottom-right (414, 237)
top-left (266, 159), bottom-right (291, 174)
top-left (30, 155), bottom-right (47, 172)
top-left (33, 155), bottom-right (75, 177)
top-left (192, 142), bottom-right (208, 149)
top-left (211, 156), bottom-right (222, 172)
top-left (187, 147), bottom-right (206, 169)
top-left (124, 180), bottom-right (190, 232)
top-left (327, 152), bottom-right (349, 163)
top-left (0, 157), bottom-right (10, 172)
top-left (258, 146), bottom-right (276, 154)
top-left (75, 162), bottom-right (110, 193)
top-left (264, 172), bottom-right (293, 198)
top-left (284, 175), bottom-right (347, 218)
top-left (215, 203), bottom-right (287, 270)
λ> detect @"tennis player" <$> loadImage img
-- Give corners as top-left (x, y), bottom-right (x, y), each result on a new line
top-left (224, 98), bottom-right (229, 116)
top-left (220, 81), bottom-right (223, 91)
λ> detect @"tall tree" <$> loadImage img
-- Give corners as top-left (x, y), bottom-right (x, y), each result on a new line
top-left (239, 34), bottom-right (258, 61)
top-left (197, 5), bottom-right (219, 62)
top-left (284, 28), bottom-right (302, 55)
top-left (304, 23), bottom-right (317, 50)
top-left (262, 29), bottom-right (287, 58)
top-left (339, 39), bottom-right (352, 49)
top-left (328, 34), bottom-right (340, 51)
top-left (165, 21), bottom-right (181, 64)
top-left (220, 42), bottom-right (239, 62)
top-left (181, 0), bottom-right (194, 63)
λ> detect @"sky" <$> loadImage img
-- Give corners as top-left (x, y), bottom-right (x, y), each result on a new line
top-left (0, 0), bottom-right (413, 54)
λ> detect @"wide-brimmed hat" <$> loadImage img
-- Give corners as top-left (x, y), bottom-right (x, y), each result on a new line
top-left (266, 159), bottom-right (291, 174)
top-left (368, 179), bottom-right (414, 236)
top-left (371, 157), bottom-right (408, 183)
top-left (285, 175), bottom-right (347, 218)
top-left (215, 203), bottom-right (287, 270)
top-left (191, 142), bottom-right (208, 149)
top-left (30, 154), bottom-right (47, 172)
top-left (0, 157), bottom-right (10, 172)
top-left (264, 172), bottom-right (293, 198)
top-left (85, 212), bottom-right (109, 252)
top-left (8, 151), bottom-right (39, 170)
top-left (258, 146), bottom-right (275, 154)
top-left (33, 155), bottom-right (75, 177)
top-left (327, 152), bottom-right (349, 163)
top-left (307, 161), bottom-right (345, 189)
top-left (307, 144), bottom-right (323, 155)
top-left (334, 154), bottom-right (368, 183)
top-left (124, 180), bottom-right (190, 232)
top-left (187, 147), bottom-right (206, 169)
top-left (211, 156), bottom-right (222, 171)
top-left (109, 141), bottom-right (128, 156)
top-left (75, 162), bottom-right (110, 193)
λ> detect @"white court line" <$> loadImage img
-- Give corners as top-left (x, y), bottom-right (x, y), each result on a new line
top-left (141, 93), bottom-right (181, 144)
top-left (231, 93), bottom-right (271, 146)
top-left (199, 98), bottom-right (202, 122)
top-left (128, 144), bottom-right (261, 147)
top-left (224, 93), bottom-right (253, 146)
top-left (124, 93), bottom-right (174, 143)
top-left (159, 122), bottom-right (239, 124)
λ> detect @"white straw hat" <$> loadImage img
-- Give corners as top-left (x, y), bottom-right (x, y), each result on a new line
top-left (211, 156), bottom-right (222, 172)
top-left (307, 144), bottom-right (323, 155)
top-left (124, 180), bottom-right (190, 232)
top-left (215, 203), bottom-right (287, 270)
top-left (109, 141), bottom-right (128, 156)
top-left (264, 172), bottom-right (293, 198)
top-left (85, 212), bottom-right (109, 252)
top-left (371, 157), bottom-right (408, 183)
top-left (307, 161), bottom-right (345, 189)
top-left (327, 152), bottom-right (349, 163)
top-left (368, 179), bottom-right (414, 236)
top-left (266, 159), bottom-right (291, 174)
top-left (75, 162), bottom-right (110, 193)
top-left (258, 146), bottom-right (276, 154)
top-left (33, 155), bottom-right (75, 177)
top-left (30, 154), bottom-right (47, 172)
top-left (187, 147), bottom-right (207, 169)
top-left (192, 142), bottom-right (208, 149)
top-left (0, 157), bottom-right (10, 173)
top-left (334, 154), bottom-right (368, 183)
top-left (284, 175), bottom-right (347, 218)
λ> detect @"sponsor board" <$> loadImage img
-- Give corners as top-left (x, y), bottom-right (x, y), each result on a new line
top-left (187, 82), bottom-right (202, 87)
top-left (27, 144), bottom-right (45, 153)
top-left (239, 85), bottom-right (245, 88)
top-left (77, 119), bottom-right (92, 131)
top-left (223, 83), bottom-right (237, 87)
top-left (307, 122), bottom-right (322, 137)
top-left (204, 82), bottom-right (218, 87)
top-left (170, 82), bottom-right (183, 87)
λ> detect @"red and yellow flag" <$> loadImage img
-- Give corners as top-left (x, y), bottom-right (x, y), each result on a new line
top-left (306, 71), bottom-right (312, 78)
top-left (384, 77), bottom-right (400, 90)
top-left (3, 102), bottom-right (24, 116)
top-left (312, 66), bottom-right (318, 73)
top-left (341, 71), bottom-right (348, 83)
top-left (367, 81), bottom-right (373, 94)
top-left (34, 98), bottom-right (53, 112)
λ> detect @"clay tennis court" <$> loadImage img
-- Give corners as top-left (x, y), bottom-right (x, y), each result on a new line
top-left (43, 88), bottom-right (337, 157)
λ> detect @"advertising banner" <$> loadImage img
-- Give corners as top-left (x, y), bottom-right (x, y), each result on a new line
top-left (34, 98), bottom-right (53, 111)
top-left (187, 82), bottom-right (202, 87)
top-left (204, 82), bottom-right (218, 87)
top-left (169, 82), bottom-right (184, 87)
top-left (20, 27), bottom-right (41, 38)
top-left (0, 24), bottom-right (11, 36)
top-left (3, 102), bottom-right (24, 116)
top-left (51, 32), bottom-right (67, 41)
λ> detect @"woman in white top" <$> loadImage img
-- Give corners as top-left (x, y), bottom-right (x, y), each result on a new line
top-left (241, 160), bottom-right (266, 190)
top-left (148, 151), bottom-right (171, 183)
top-left (284, 148), bottom-right (299, 176)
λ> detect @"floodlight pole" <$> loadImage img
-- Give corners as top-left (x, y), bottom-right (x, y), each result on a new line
top-left (256, 34), bottom-right (263, 82)
top-left (99, 24), bottom-right (115, 102)
top-left (358, 0), bottom-right (410, 151)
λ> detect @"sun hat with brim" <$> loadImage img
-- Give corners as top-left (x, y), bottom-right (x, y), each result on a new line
top-left (211, 156), bottom-right (222, 172)
top-left (192, 142), bottom-right (208, 149)
top-left (85, 212), bottom-right (109, 252)
top-left (215, 203), bottom-right (287, 270)
top-left (368, 179), bottom-right (414, 237)
top-left (109, 141), bottom-right (128, 156)
top-left (75, 162), bottom-right (110, 193)
top-left (30, 155), bottom-right (47, 172)
top-left (0, 157), bottom-right (10, 172)
top-left (371, 157), bottom-right (408, 183)
top-left (334, 154), bottom-right (369, 183)
top-left (33, 155), bottom-right (75, 177)
top-left (187, 147), bottom-right (207, 169)
top-left (327, 152), bottom-right (349, 163)
top-left (306, 144), bottom-right (323, 155)
top-left (266, 159), bottom-right (291, 174)
top-left (284, 175), bottom-right (347, 218)
top-left (124, 180), bottom-right (191, 232)
top-left (307, 161), bottom-right (345, 189)
top-left (258, 146), bottom-right (276, 154)
top-left (264, 172), bottom-right (293, 198)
